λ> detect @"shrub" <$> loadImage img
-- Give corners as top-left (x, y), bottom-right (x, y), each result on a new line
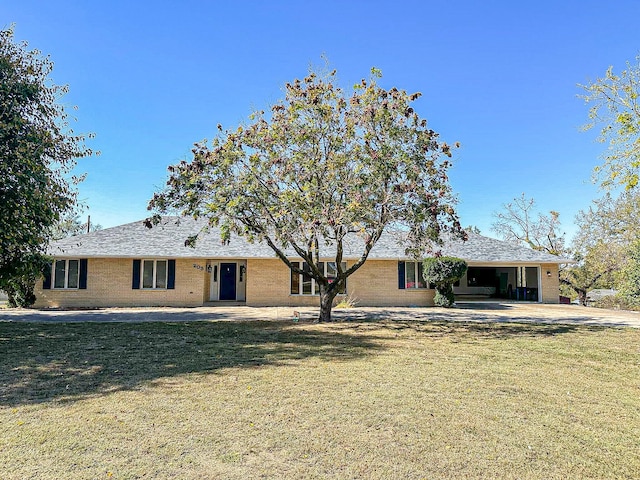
top-left (593, 294), bottom-right (640, 312)
top-left (334, 292), bottom-right (359, 309)
top-left (423, 256), bottom-right (468, 308)
top-left (4, 279), bottom-right (36, 308)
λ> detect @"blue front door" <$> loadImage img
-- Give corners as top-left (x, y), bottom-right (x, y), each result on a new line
top-left (219, 263), bottom-right (237, 300)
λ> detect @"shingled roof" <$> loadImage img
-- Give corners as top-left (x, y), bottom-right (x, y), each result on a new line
top-left (48, 216), bottom-right (569, 264)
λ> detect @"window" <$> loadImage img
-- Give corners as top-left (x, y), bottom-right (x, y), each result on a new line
top-left (132, 259), bottom-right (175, 290)
top-left (290, 261), bottom-right (347, 295)
top-left (466, 267), bottom-right (496, 287)
top-left (53, 259), bottom-right (80, 289)
top-left (403, 261), bottom-right (427, 289)
top-left (142, 260), bottom-right (168, 289)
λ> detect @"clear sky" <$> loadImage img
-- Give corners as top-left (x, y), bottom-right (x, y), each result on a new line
top-left (3, 1), bottom-right (640, 240)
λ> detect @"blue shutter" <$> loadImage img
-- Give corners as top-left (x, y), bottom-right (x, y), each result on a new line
top-left (132, 259), bottom-right (141, 289)
top-left (167, 259), bottom-right (176, 289)
top-left (42, 262), bottom-right (52, 290)
top-left (79, 259), bottom-right (88, 289)
top-left (398, 261), bottom-right (406, 289)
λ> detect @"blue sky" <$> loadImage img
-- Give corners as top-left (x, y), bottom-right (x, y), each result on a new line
top-left (4, 1), bottom-right (640, 240)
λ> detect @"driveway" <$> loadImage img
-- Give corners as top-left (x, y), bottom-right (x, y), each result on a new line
top-left (0, 302), bottom-right (639, 328)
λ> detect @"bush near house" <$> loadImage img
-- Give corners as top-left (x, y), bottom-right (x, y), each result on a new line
top-left (423, 256), bottom-right (468, 307)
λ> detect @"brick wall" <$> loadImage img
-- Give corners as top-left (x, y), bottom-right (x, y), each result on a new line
top-left (33, 256), bottom-right (561, 308)
top-left (540, 263), bottom-right (560, 304)
top-left (34, 258), bottom-right (205, 308)
top-left (246, 258), bottom-right (435, 307)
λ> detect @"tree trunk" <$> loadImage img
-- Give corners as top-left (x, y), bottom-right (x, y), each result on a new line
top-left (318, 285), bottom-right (339, 322)
top-left (578, 289), bottom-right (588, 306)
top-left (6, 286), bottom-right (17, 308)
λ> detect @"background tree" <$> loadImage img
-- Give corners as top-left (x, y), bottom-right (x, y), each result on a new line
top-left (562, 191), bottom-right (640, 305)
top-left (491, 193), bottom-right (565, 255)
top-left (0, 26), bottom-right (93, 306)
top-left (560, 241), bottom-right (619, 305)
top-left (51, 214), bottom-right (103, 240)
top-left (422, 256), bottom-right (467, 307)
top-left (573, 191), bottom-right (640, 249)
top-left (149, 67), bottom-right (465, 322)
top-left (618, 240), bottom-right (640, 304)
top-left (581, 55), bottom-right (640, 190)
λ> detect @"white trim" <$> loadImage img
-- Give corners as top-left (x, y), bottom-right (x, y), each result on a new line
top-left (403, 261), bottom-right (428, 289)
top-left (141, 259), bottom-right (168, 289)
top-left (207, 260), bottom-right (246, 302)
top-left (52, 259), bottom-right (80, 289)
top-left (289, 261), bottom-right (347, 296)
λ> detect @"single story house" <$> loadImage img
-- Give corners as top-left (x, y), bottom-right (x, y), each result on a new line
top-left (34, 217), bottom-right (569, 308)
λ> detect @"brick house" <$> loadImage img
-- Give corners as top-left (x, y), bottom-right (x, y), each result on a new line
top-left (34, 217), bottom-right (568, 308)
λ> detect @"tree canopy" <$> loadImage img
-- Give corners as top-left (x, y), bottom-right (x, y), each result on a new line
top-left (491, 193), bottom-right (565, 255)
top-left (562, 191), bottom-right (640, 305)
top-left (581, 55), bottom-right (640, 190)
top-left (149, 67), bottom-right (465, 321)
top-left (0, 26), bottom-right (93, 306)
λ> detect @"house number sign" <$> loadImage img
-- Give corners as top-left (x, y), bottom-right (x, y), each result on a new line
top-left (192, 263), bottom-right (213, 273)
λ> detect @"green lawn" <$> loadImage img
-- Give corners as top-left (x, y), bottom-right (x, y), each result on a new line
top-left (1, 319), bottom-right (639, 479)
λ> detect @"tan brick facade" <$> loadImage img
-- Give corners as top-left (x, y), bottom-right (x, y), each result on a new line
top-left (246, 258), bottom-right (434, 307)
top-left (34, 258), bottom-right (205, 308)
top-left (540, 263), bottom-right (560, 304)
top-left (34, 257), bottom-right (559, 308)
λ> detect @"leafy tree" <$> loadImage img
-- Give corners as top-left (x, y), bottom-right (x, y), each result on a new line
top-left (2, 253), bottom-right (50, 308)
top-left (422, 256), bottom-right (467, 307)
top-left (52, 214), bottom-right (102, 240)
top-left (560, 241), bottom-right (619, 306)
top-left (573, 191), bottom-right (640, 249)
top-left (149, 67), bottom-right (465, 321)
top-left (491, 193), bottom-right (565, 255)
top-left (618, 240), bottom-right (640, 303)
top-left (560, 191), bottom-right (640, 305)
top-left (0, 26), bottom-right (93, 306)
top-left (581, 55), bottom-right (640, 190)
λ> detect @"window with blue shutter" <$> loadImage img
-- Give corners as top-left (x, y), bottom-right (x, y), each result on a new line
top-left (398, 261), bottom-right (405, 289)
top-left (42, 263), bottom-right (52, 290)
top-left (79, 259), bottom-right (88, 289)
top-left (132, 259), bottom-right (141, 289)
top-left (167, 259), bottom-right (175, 289)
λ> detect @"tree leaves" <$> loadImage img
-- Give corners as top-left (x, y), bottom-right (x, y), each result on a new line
top-left (491, 193), bottom-right (565, 256)
top-left (0, 26), bottom-right (93, 302)
top-left (149, 66), bottom-right (465, 320)
top-left (580, 55), bottom-right (640, 190)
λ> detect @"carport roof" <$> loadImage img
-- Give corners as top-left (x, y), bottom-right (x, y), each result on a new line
top-left (48, 216), bottom-right (570, 264)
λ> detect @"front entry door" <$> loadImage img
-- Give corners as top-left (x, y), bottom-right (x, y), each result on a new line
top-left (219, 263), bottom-right (237, 301)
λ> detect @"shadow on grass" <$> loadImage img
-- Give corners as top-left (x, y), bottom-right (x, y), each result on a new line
top-left (0, 320), bottom-right (381, 407)
top-left (328, 316), bottom-right (598, 340)
top-left (350, 319), bottom-right (590, 338)
top-left (330, 306), bottom-right (633, 328)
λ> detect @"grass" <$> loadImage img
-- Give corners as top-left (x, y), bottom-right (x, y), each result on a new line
top-left (1, 318), bottom-right (639, 479)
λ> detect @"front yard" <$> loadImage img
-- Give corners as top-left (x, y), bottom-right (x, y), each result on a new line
top-left (1, 316), bottom-right (639, 479)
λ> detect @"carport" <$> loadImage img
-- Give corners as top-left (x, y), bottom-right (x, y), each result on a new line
top-left (454, 266), bottom-right (541, 301)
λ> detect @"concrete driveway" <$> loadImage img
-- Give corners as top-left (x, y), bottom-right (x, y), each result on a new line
top-left (1, 302), bottom-right (639, 328)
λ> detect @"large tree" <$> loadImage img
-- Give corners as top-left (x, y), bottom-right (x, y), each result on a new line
top-left (149, 67), bottom-right (465, 321)
top-left (560, 240), bottom-right (619, 306)
top-left (581, 55), bottom-right (640, 190)
top-left (0, 27), bottom-right (93, 306)
top-left (51, 213), bottom-right (102, 240)
top-left (562, 191), bottom-right (640, 305)
top-left (491, 193), bottom-right (565, 255)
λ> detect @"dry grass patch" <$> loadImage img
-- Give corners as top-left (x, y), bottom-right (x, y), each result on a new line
top-left (1, 319), bottom-right (639, 479)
